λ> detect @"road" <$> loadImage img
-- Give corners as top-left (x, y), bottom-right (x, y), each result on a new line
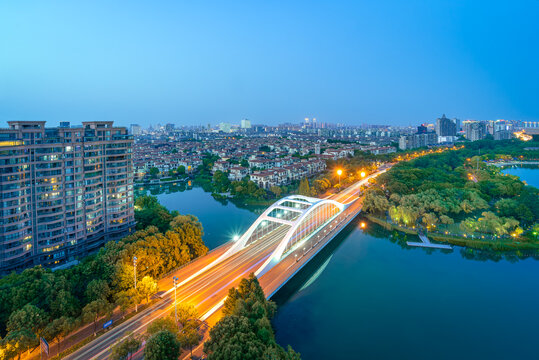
top-left (67, 165), bottom-right (391, 360)
top-left (67, 223), bottom-right (291, 359)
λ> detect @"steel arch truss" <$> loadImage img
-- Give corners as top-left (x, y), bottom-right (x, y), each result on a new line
top-left (222, 195), bottom-right (349, 276)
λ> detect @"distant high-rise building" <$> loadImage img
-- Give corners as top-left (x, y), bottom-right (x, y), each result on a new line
top-left (523, 121), bottom-right (539, 128)
top-left (240, 119), bottom-right (251, 129)
top-left (314, 143), bottom-right (321, 155)
top-left (452, 118), bottom-right (461, 132)
top-left (417, 124), bottom-right (428, 134)
top-left (165, 123), bottom-right (175, 132)
top-left (493, 120), bottom-right (512, 140)
top-left (399, 133), bottom-right (437, 150)
top-left (130, 124), bottom-right (141, 136)
top-left (463, 121), bottom-right (487, 141)
top-left (435, 114), bottom-right (457, 137)
top-left (494, 130), bottom-right (512, 140)
top-left (219, 122), bottom-right (232, 133)
top-left (0, 121), bottom-right (134, 274)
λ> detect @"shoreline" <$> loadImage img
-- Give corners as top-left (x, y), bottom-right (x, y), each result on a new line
top-left (365, 215), bottom-right (539, 252)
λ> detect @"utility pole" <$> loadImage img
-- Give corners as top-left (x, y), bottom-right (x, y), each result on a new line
top-left (133, 256), bottom-right (138, 312)
top-left (173, 276), bottom-right (179, 324)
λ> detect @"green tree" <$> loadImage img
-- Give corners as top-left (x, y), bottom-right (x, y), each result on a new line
top-left (204, 315), bottom-right (265, 360)
top-left (149, 167), bottom-right (160, 178)
top-left (176, 303), bottom-right (199, 326)
top-left (205, 274), bottom-right (298, 360)
top-left (110, 333), bottom-right (142, 360)
top-left (269, 186), bottom-right (282, 198)
top-left (177, 165), bottom-right (186, 175)
top-left (144, 330), bottom-right (181, 360)
top-left (213, 171), bottom-right (231, 193)
top-left (422, 213), bottom-right (438, 228)
top-left (147, 317), bottom-right (178, 336)
top-left (115, 289), bottom-right (137, 318)
top-left (85, 279), bottom-right (111, 302)
top-left (50, 289), bottom-right (80, 319)
top-left (7, 304), bottom-right (47, 339)
top-left (137, 276), bottom-right (158, 304)
top-left (40, 316), bottom-right (77, 356)
top-left (362, 190), bottom-right (389, 214)
top-left (82, 299), bottom-right (113, 336)
top-left (1, 329), bottom-right (36, 360)
top-left (179, 321), bottom-right (201, 358)
top-left (298, 178), bottom-right (310, 196)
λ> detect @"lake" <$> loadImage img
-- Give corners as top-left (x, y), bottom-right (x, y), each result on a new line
top-left (137, 168), bottom-right (539, 359)
top-left (501, 165), bottom-right (539, 188)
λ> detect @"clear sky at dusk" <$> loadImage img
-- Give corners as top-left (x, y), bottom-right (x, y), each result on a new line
top-left (1, 0), bottom-right (538, 127)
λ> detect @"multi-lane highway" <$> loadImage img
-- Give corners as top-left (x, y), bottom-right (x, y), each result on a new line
top-left (67, 224), bottom-right (292, 359)
top-left (67, 165), bottom-right (391, 360)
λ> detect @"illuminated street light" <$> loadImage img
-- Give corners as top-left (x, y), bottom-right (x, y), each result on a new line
top-left (173, 276), bottom-right (179, 324)
top-left (133, 256), bottom-right (138, 312)
top-left (360, 171), bottom-right (366, 178)
top-left (233, 235), bottom-right (239, 241)
top-left (337, 169), bottom-right (342, 189)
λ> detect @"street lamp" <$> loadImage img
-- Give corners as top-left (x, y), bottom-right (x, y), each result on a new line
top-left (173, 276), bottom-right (179, 324)
top-left (337, 169), bottom-right (342, 189)
top-left (133, 256), bottom-right (138, 312)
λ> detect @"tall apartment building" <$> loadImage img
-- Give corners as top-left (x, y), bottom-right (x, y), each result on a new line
top-left (240, 119), bottom-right (252, 129)
top-left (463, 121), bottom-right (487, 141)
top-left (130, 124), bottom-right (142, 136)
top-left (0, 121), bottom-right (134, 274)
top-left (435, 114), bottom-right (457, 137)
top-left (398, 132), bottom-right (437, 150)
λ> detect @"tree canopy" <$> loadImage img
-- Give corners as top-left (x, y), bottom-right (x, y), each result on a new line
top-left (204, 274), bottom-right (300, 360)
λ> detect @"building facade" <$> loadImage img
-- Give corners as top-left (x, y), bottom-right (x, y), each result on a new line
top-left (435, 114), bottom-right (457, 137)
top-left (463, 121), bottom-right (487, 141)
top-left (0, 121), bottom-right (134, 274)
top-left (240, 119), bottom-right (251, 129)
top-left (398, 133), bottom-right (437, 150)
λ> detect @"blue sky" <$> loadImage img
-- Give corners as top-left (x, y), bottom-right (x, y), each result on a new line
top-left (1, 0), bottom-right (538, 127)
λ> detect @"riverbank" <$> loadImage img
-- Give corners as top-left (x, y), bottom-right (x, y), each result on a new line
top-left (365, 215), bottom-right (539, 251)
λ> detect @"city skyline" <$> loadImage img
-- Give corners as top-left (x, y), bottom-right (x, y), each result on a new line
top-left (2, 1), bottom-right (539, 127)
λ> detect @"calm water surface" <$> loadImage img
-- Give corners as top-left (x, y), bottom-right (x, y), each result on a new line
top-left (501, 165), bottom-right (539, 188)
top-left (136, 185), bottom-right (260, 249)
top-left (137, 169), bottom-right (539, 359)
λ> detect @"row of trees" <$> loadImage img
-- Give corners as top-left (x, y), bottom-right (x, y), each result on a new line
top-left (0, 197), bottom-right (207, 360)
top-left (204, 274), bottom-right (300, 360)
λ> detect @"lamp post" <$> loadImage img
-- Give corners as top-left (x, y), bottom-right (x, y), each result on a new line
top-left (173, 276), bottom-right (178, 324)
top-left (133, 256), bottom-right (138, 312)
top-left (337, 169), bottom-right (342, 190)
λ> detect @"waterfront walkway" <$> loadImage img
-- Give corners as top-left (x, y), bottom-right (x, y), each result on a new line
top-left (407, 232), bottom-right (453, 250)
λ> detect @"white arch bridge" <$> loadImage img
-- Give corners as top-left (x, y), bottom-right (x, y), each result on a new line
top-left (221, 195), bottom-right (352, 276)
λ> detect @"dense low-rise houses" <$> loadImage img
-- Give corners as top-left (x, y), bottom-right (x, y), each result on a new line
top-left (250, 159), bottom-right (327, 189)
